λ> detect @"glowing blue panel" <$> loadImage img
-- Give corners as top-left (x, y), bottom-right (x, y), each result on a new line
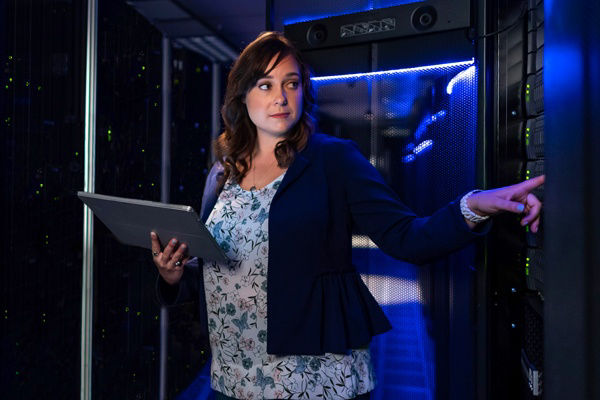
top-left (314, 59), bottom-right (478, 400)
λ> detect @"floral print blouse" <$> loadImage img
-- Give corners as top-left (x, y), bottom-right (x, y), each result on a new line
top-left (202, 172), bottom-right (376, 400)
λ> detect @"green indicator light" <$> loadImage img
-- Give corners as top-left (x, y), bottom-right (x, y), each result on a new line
top-left (137, 73), bottom-right (141, 78)
top-left (136, 311), bottom-right (141, 316)
top-left (142, 66), bottom-right (146, 70)
top-left (526, 170), bottom-right (531, 174)
top-left (155, 315), bottom-right (159, 320)
top-left (526, 84), bottom-right (531, 88)
top-left (154, 102), bottom-right (158, 107)
top-left (138, 184), bottom-right (142, 188)
top-left (525, 226), bottom-right (530, 232)
top-left (8, 56), bottom-right (13, 60)
top-left (40, 183), bottom-right (43, 188)
top-left (9, 77), bottom-right (13, 82)
top-left (155, 84), bottom-right (160, 89)
top-left (526, 263), bottom-right (529, 267)
top-left (125, 307), bottom-right (129, 312)
top-left (525, 268), bottom-right (529, 276)
top-left (75, 151), bottom-right (79, 156)
top-left (37, 86), bottom-right (42, 91)
top-left (35, 190), bottom-right (40, 195)
top-left (107, 129), bottom-right (112, 134)
top-left (141, 149), bottom-right (145, 153)
top-left (526, 127), bottom-right (531, 132)
top-left (151, 183), bottom-right (155, 187)
top-left (25, 81), bottom-right (30, 87)
top-left (526, 133), bottom-right (530, 137)
top-left (15, 371), bottom-right (19, 375)
top-left (526, 257), bottom-right (530, 261)
top-left (5, 85), bottom-right (8, 89)
top-left (526, 139), bottom-right (530, 146)
top-left (526, 90), bottom-right (530, 94)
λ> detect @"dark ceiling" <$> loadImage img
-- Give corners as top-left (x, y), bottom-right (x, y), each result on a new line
top-left (179, 0), bottom-right (267, 51)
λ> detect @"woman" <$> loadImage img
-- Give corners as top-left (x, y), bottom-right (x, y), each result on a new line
top-left (151, 32), bottom-right (544, 399)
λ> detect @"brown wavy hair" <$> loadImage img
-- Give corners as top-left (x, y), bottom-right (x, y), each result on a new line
top-left (214, 31), bottom-right (316, 184)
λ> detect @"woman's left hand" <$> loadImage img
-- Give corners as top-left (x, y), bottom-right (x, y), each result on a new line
top-left (467, 175), bottom-right (545, 232)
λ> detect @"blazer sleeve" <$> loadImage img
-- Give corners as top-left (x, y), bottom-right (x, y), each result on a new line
top-left (334, 138), bottom-right (490, 265)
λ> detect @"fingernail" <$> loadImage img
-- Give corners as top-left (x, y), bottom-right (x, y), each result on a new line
top-left (151, 232), bottom-right (156, 237)
top-left (517, 204), bottom-right (525, 213)
top-left (172, 239), bottom-right (177, 244)
top-left (181, 244), bottom-right (187, 250)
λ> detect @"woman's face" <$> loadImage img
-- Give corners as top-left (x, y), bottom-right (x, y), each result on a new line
top-left (244, 54), bottom-right (303, 139)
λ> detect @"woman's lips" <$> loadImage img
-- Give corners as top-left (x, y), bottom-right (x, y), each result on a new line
top-left (270, 113), bottom-right (290, 118)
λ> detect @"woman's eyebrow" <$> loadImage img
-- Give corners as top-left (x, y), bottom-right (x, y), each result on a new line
top-left (260, 72), bottom-right (301, 79)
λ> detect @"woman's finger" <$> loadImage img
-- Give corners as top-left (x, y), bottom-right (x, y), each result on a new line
top-left (530, 216), bottom-right (540, 233)
top-left (167, 243), bottom-right (188, 269)
top-left (514, 174), bottom-right (545, 195)
top-left (521, 194), bottom-right (542, 225)
top-left (491, 197), bottom-right (526, 215)
top-left (150, 231), bottom-right (162, 257)
top-left (162, 238), bottom-right (178, 261)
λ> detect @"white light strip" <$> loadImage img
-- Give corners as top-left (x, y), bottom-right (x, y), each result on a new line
top-left (446, 65), bottom-right (477, 94)
top-left (311, 58), bottom-right (475, 81)
top-left (81, 0), bottom-right (97, 399)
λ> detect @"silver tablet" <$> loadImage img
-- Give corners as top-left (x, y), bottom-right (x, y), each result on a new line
top-left (77, 191), bottom-right (227, 262)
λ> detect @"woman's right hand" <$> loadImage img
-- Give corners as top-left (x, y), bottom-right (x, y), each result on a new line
top-left (150, 231), bottom-right (189, 285)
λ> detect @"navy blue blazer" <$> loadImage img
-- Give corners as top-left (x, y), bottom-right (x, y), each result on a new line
top-left (157, 133), bottom-right (489, 355)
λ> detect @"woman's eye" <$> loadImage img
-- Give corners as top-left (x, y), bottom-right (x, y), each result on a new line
top-left (287, 81), bottom-right (299, 89)
top-left (258, 83), bottom-right (270, 90)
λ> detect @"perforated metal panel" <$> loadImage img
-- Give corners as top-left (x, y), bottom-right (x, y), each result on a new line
top-left (312, 61), bottom-right (478, 400)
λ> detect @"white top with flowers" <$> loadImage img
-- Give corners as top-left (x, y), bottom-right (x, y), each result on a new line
top-left (202, 172), bottom-right (375, 400)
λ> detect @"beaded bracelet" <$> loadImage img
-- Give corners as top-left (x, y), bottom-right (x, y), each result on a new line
top-left (460, 190), bottom-right (490, 223)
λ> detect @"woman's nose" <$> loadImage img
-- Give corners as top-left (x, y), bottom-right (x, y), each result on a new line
top-left (274, 87), bottom-right (288, 106)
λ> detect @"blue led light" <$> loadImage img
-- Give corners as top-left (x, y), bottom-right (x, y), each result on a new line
top-left (446, 65), bottom-right (476, 95)
top-left (415, 110), bottom-right (447, 140)
top-left (311, 59), bottom-right (475, 82)
top-left (284, 0), bottom-right (424, 26)
top-left (413, 139), bottom-right (433, 154)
